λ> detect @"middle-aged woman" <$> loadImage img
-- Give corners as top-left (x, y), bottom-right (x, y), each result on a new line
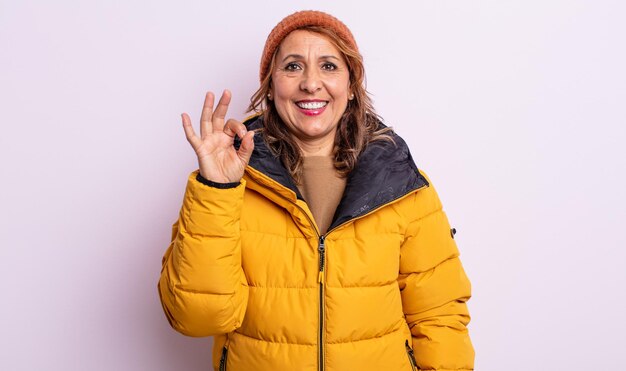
top-left (159, 10), bottom-right (474, 371)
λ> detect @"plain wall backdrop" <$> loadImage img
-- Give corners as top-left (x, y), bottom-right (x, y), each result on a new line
top-left (1, 0), bottom-right (624, 370)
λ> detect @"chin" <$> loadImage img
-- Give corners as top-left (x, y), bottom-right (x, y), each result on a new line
top-left (299, 121), bottom-right (333, 133)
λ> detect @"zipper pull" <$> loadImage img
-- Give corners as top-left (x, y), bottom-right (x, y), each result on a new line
top-left (318, 236), bottom-right (326, 283)
top-left (219, 346), bottom-right (228, 371)
top-left (405, 340), bottom-right (417, 369)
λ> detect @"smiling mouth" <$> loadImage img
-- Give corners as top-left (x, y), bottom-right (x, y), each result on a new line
top-left (296, 101), bottom-right (328, 109)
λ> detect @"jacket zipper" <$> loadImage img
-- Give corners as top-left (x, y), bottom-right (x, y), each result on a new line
top-left (318, 235), bottom-right (326, 371)
top-left (247, 172), bottom-right (429, 371)
top-left (219, 345), bottom-right (228, 371)
top-left (405, 340), bottom-right (417, 371)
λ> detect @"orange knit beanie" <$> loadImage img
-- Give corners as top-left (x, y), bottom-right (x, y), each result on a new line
top-left (259, 10), bottom-right (358, 84)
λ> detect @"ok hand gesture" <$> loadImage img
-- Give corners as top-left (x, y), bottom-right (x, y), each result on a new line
top-left (182, 90), bottom-right (255, 183)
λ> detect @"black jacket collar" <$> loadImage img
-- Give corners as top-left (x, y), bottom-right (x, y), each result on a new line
top-left (239, 114), bottom-right (429, 232)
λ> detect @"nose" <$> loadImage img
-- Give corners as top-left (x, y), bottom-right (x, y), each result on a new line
top-left (299, 67), bottom-right (322, 93)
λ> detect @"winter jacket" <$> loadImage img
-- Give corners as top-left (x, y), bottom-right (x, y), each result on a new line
top-left (158, 114), bottom-right (475, 370)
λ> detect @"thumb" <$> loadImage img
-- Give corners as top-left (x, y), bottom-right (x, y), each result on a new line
top-left (237, 130), bottom-right (255, 165)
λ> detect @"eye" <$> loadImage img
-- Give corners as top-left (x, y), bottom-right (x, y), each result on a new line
top-left (321, 62), bottom-right (337, 71)
top-left (284, 62), bottom-right (302, 71)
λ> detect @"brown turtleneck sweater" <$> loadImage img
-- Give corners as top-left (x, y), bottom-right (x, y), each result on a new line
top-left (296, 156), bottom-right (347, 235)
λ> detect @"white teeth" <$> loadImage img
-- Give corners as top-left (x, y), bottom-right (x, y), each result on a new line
top-left (296, 101), bottom-right (327, 109)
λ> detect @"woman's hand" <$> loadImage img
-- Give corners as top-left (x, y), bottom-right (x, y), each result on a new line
top-left (182, 90), bottom-right (255, 183)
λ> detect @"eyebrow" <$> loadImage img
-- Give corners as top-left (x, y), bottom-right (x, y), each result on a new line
top-left (280, 54), bottom-right (341, 63)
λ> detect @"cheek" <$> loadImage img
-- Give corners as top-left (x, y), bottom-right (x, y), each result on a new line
top-left (274, 100), bottom-right (292, 120)
top-left (272, 75), bottom-right (298, 96)
top-left (272, 86), bottom-right (292, 111)
top-left (328, 76), bottom-right (351, 99)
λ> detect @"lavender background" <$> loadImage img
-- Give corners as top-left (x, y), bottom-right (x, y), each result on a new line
top-left (1, 1), bottom-right (624, 370)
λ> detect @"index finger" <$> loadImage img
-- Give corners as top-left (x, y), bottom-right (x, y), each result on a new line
top-left (211, 89), bottom-right (232, 133)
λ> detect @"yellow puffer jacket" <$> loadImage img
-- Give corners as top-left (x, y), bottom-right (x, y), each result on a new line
top-left (158, 115), bottom-right (474, 370)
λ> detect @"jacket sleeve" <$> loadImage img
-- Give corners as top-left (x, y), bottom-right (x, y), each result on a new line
top-left (398, 172), bottom-right (475, 370)
top-left (158, 171), bottom-right (249, 337)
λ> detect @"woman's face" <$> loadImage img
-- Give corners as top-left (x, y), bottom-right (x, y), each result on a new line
top-left (270, 30), bottom-right (351, 149)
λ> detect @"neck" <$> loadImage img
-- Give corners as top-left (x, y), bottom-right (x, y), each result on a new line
top-left (294, 137), bottom-right (335, 157)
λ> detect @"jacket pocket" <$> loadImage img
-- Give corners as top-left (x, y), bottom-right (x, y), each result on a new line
top-left (405, 340), bottom-right (417, 371)
top-left (218, 346), bottom-right (228, 371)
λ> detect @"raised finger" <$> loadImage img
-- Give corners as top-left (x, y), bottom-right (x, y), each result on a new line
top-left (181, 113), bottom-right (201, 150)
top-left (200, 92), bottom-right (215, 137)
top-left (223, 119), bottom-right (247, 139)
top-left (211, 89), bottom-right (231, 133)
